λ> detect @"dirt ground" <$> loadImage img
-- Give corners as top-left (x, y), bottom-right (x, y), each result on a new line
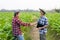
top-left (30, 25), bottom-right (40, 40)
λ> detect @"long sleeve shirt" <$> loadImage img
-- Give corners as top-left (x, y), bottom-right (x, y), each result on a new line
top-left (12, 17), bottom-right (30, 36)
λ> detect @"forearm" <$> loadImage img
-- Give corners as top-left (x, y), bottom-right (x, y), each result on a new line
top-left (31, 22), bottom-right (37, 26)
top-left (38, 25), bottom-right (48, 30)
top-left (21, 22), bottom-right (30, 26)
top-left (42, 25), bottom-right (48, 28)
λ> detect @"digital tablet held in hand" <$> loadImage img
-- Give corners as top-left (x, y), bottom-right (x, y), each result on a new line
top-left (37, 22), bottom-right (44, 28)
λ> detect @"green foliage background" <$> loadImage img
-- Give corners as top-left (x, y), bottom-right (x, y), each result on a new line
top-left (0, 12), bottom-right (60, 40)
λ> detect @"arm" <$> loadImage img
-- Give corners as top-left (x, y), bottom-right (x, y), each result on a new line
top-left (38, 25), bottom-right (48, 30)
top-left (42, 25), bottom-right (48, 28)
top-left (43, 18), bottom-right (48, 28)
top-left (39, 18), bottom-right (48, 29)
top-left (16, 18), bottom-right (30, 26)
top-left (30, 22), bottom-right (37, 26)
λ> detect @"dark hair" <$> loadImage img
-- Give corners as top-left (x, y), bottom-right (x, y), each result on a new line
top-left (39, 9), bottom-right (46, 15)
top-left (14, 12), bottom-right (19, 17)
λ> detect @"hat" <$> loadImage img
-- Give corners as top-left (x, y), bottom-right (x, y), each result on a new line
top-left (14, 10), bottom-right (20, 13)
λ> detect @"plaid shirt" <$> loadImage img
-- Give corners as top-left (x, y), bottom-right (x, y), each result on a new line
top-left (12, 17), bottom-right (30, 36)
top-left (38, 16), bottom-right (48, 34)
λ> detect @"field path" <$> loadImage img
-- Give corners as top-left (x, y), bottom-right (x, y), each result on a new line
top-left (30, 25), bottom-right (40, 40)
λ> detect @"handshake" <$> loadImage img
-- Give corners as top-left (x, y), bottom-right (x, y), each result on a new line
top-left (28, 22), bottom-right (37, 27)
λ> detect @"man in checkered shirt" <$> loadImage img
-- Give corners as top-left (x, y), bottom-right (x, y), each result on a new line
top-left (12, 11), bottom-right (30, 40)
top-left (37, 9), bottom-right (48, 40)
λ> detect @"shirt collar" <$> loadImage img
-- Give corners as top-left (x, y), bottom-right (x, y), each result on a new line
top-left (14, 16), bottom-right (19, 18)
top-left (41, 16), bottom-right (45, 18)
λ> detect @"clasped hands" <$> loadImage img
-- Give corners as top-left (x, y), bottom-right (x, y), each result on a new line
top-left (27, 22), bottom-right (45, 30)
top-left (29, 22), bottom-right (37, 26)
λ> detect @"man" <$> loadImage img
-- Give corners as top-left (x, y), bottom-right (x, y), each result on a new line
top-left (12, 11), bottom-right (30, 40)
top-left (37, 9), bottom-right (48, 40)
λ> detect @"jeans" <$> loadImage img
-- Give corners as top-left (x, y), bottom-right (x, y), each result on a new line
top-left (17, 35), bottom-right (24, 40)
top-left (39, 29), bottom-right (47, 40)
top-left (40, 33), bottom-right (46, 40)
top-left (13, 35), bottom-right (24, 40)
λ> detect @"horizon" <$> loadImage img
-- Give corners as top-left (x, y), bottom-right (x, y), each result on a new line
top-left (0, 0), bottom-right (60, 10)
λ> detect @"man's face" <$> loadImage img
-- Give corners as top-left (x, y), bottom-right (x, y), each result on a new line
top-left (40, 11), bottom-right (43, 16)
top-left (18, 13), bottom-right (20, 17)
top-left (16, 13), bottom-right (20, 17)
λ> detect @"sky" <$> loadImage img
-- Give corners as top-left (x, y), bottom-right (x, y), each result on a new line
top-left (0, 0), bottom-right (60, 10)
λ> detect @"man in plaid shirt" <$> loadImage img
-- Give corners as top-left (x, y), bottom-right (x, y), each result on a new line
top-left (37, 9), bottom-right (48, 40)
top-left (12, 11), bottom-right (30, 40)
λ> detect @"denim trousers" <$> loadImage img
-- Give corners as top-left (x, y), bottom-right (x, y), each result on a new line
top-left (39, 29), bottom-right (47, 40)
top-left (13, 35), bottom-right (24, 40)
top-left (40, 33), bottom-right (46, 40)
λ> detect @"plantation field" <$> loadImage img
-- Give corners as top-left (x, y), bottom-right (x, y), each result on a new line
top-left (0, 12), bottom-right (60, 40)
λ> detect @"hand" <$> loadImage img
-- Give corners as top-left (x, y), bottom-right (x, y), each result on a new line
top-left (30, 22), bottom-right (37, 26)
top-left (36, 28), bottom-right (39, 30)
top-left (38, 27), bottom-right (42, 30)
top-left (30, 23), bottom-right (34, 26)
top-left (38, 27), bottom-right (44, 30)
